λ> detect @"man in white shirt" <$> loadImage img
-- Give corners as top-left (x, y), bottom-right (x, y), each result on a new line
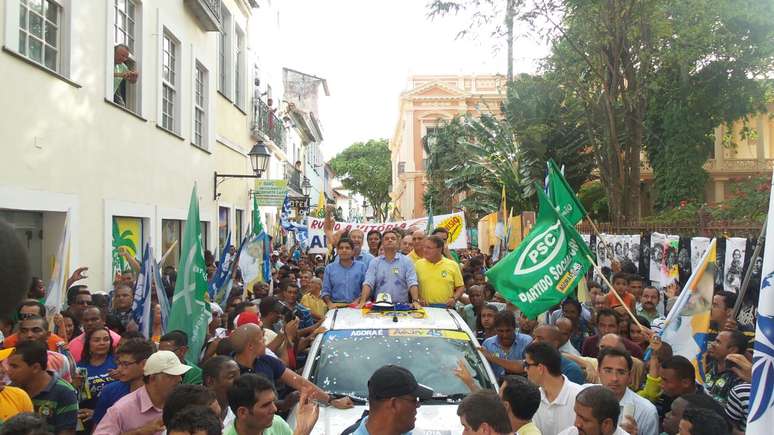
top-left (596, 348), bottom-right (659, 435)
top-left (558, 385), bottom-right (630, 435)
top-left (525, 342), bottom-right (584, 435)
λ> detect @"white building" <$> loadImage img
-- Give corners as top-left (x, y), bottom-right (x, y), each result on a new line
top-left (0, 0), bottom-right (298, 291)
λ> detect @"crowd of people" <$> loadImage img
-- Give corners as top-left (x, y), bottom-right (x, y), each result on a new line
top-left (0, 220), bottom-right (755, 435)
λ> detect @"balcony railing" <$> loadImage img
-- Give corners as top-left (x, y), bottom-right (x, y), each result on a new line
top-left (253, 98), bottom-right (286, 152)
top-left (285, 163), bottom-right (302, 194)
top-left (184, 0), bottom-right (222, 32)
top-left (641, 157), bottom-right (774, 175)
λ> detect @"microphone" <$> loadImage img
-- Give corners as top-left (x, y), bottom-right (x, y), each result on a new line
top-left (0, 219), bottom-right (31, 318)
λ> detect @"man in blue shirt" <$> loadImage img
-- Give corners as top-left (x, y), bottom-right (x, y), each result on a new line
top-left (349, 229), bottom-right (375, 269)
top-left (357, 230), bottom-right (420, 307)
top-left (344, 365), bottom-right (433, 435)
top-left (322, 238), bottom-right (367, 306)
top-left (480, 311), bottom-right (533, 380)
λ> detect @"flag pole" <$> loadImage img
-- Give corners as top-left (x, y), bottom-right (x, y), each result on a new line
top-left (732, 217), bottom-right (767, 317)
top-left (584, 215), bottom-right (610, 247)
top-left (585, 254), bottom-right (645, 330)
top-left (159, 240), bottom-right (178, 264)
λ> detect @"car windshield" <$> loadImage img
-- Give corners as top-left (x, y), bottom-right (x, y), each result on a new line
top-left (308, 329), bottom-right (495, 401)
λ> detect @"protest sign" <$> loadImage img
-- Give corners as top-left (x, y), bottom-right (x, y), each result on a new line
top-left (252, 180), bottom-right (289, 207)
top-left (306, 212), bottom-right (467, 254)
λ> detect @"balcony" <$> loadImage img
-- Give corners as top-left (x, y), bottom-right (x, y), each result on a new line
top-left (641, 157), bottom-right (774, 177)
top-left (253, 98), bottom-right (286, 152)
top-left (184, 0), bottom-right (222, 32)
top-left (285, 162), bottom-right (302, 194)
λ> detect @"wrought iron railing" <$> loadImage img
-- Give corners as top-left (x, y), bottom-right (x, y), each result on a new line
top-left (253, 98), bottom-right (286, 151)
top-left (285, 162), bottom-right (302, 194)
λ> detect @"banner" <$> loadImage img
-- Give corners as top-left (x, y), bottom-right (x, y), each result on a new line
top-left (661, 239), bottom-right (715, 384)
top-left (252, 180), bottom-right (289, 207)
top-left (747, 172), bottom-right (774, 433)
top-left (306, 211), bottom-right (468, 254)
top-left (724, 237), bottom-right (747, 293)
top-left (112, 217), bottom-right (141, 279)
top-left (485, 188), bottom-right (593, 318)
top-left (43, 212), bottom-right (72, 316)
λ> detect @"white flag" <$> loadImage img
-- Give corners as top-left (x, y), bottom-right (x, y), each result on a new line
top-left (43, 212), bottom-right (72, 316)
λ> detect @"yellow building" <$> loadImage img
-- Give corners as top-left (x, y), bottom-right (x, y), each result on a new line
top-left (641, 102), bottom-right (774, 206)
top-left (389, 75), bottom-right (506, 219)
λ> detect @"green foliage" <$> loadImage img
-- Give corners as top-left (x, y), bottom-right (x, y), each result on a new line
top-left (328, 139), bottom-right (392, 222)
top-left (422, 117), bottom-right (473, 215)
top-left (643, 175), bottom-right (771, 225)
top-left (644, 0), bottom-right (774, 210)
top-left (577, 180), bottom-right (609, 221)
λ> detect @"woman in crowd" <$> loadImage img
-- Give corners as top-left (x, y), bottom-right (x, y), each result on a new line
top-left (628, 315), bottom-right (651, 352)
top-left (76, 327), bottom-right (117, 432)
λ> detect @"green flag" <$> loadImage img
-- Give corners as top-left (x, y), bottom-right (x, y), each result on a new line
top-left (169, 186), bottom-right (210, 363)
top-left (252, 194), bottom-right (264, 236)
top-left (547, 159), bottom-right (587, 225)
top-left (485, 186), bottom-right (593, 318)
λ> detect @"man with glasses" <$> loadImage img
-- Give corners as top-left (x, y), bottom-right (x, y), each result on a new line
top-left (68, 307), bottom-right (121, 363)
top-left (2, 300), bottom-right (66, 352)
top-left (595, 348), bottom-right (658, 435)
top-left (343, 365), bottom-right (433, 435)
top-left (525, 342), bottom-right (583, 435)
top-left (92, 338), bottom-right (155, 427)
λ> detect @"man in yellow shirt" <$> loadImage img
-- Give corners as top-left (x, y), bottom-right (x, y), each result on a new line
top-left (300, 277), bottom-right (327, 321)
top-left (408, 230), bottom-right (426, 263)
top-left (0, 348), bottom-right (35, 425)
top-left (415, 235), bottom-right (464, 307)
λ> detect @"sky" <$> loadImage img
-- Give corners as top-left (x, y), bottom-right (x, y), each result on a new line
top-left (277, 0), bottom-right (550, 161)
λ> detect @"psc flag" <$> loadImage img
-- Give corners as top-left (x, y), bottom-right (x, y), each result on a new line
top-left (43, 212), bottom-right (72, 316)
top-left (168, 186), bottom-right (210, 363)
top-left (485, 187), bottom-right (592, 318)
top-left (748, 174), bottom-right (774, 433)
top-left (546, 159), bottom-right (586, 225)
top-left (660, 238), bottom-right (715, 384)
top-left (132, 242), bottom-right (154, 338)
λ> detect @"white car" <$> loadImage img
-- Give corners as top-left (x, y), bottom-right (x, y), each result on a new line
top-left (288, 307), bottom-right (499, 434)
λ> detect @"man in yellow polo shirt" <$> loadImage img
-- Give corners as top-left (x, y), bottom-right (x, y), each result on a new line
top-left (415, 235), bottom-right (464, 307)
top-left (408, 230), bottom-right (426, 263)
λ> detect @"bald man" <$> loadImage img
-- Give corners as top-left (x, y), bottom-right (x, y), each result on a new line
top-left (556, 318), bottom-right (581, 356)
top-left (408, 230), bottom-right (426, 263)
top-left (230, 324), bottom-right (354, 409)
top-left (400, 234), bottom-right (414, 256)
top-left (532, 325), bottom-right (585, 384)
top-left (563, 333), bottom-right (645, 388)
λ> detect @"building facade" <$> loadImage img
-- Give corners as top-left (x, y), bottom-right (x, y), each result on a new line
top-left (0, 0), bottom-right (291, 290)
top-left (640, 103), bottom-right (774, 208)
top-left (389, 74), bottom-right (506, 219)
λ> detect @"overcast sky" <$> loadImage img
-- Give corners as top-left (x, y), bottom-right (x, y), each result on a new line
top-left (277, 0), bottom-right (550, 161)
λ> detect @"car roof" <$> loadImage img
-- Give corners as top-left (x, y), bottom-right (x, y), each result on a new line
top-left (324, 307), bottom-right (465, 331)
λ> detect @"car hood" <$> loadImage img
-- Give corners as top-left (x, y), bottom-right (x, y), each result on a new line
top-left (289, 404), bottom-right (463, 434)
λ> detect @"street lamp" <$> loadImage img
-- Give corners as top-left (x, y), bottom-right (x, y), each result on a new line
top-left (213, 141), bottom-right (271, 200)
top-left (302, 177), bottom-right (312, 210)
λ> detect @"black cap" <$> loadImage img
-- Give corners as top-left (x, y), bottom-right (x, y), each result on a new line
top-left (368, 365), bottom-right (434, 400)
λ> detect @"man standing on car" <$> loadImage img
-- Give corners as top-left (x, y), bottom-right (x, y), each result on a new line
top-left (343, 365), bottom-right (433, 435)
top-left (357, 230), bottom-right (420, 308)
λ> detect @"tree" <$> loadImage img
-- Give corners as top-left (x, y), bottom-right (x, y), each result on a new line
top-left (328, 139), bottom-right (392, 222)
top-left (422, 117), bottom-right (473, 215)
top-left (427, 0), bottom-right (521, 82)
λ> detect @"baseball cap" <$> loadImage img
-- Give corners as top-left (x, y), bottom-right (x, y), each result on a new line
top-left (368, 365), bottom-right (433, 400)
top-left (143, 350), bottom-right (192, 376)
top-left (235, 311), bottom-right (261, 328)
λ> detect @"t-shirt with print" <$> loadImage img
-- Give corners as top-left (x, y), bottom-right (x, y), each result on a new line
top-left (31, 372), bottom-right (78, 434)
top-left (0, 385), bottom-right (34, 425)
top-left (77, 354), bottom-right (117, 410)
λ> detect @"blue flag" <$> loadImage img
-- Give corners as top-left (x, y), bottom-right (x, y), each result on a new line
top-left (208, 231), bottom-right (232, 300)
top-left (280, 194), bottom-right (309, 248)
top-left (132, 242), bottom-right (154, 338)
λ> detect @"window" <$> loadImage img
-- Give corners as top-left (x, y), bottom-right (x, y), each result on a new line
top-left (193, 62), bottom-right (208, 148)
top-left (217, 5), bottom-right (231, 96)
top-left (18, 0), bottom-right (61, 71)
top-left (112, 0), bottom-right (141, 112)
top-left (161, 31), bottom-right (179, 132)
top-left (398, 162), bottom-right (406, 174)
top-left (234, 26), bottom-right (245, 108)
top-left (114, 0), bottom-right (135, 52)
top-left (162, 219), bottom-right (182, 269)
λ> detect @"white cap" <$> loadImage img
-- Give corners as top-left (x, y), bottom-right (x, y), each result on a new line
top-left (143, 350), bottom-right (192, 376)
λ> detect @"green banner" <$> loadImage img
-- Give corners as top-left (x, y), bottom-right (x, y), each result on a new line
top-left (253, 180), bottom-right (289, 207)
top-left (485, 187), bottom-right (593, 318)
top-left (547, 159), bottom-right (587, 225)
top-left (168, 186), bottom-right (210, 363)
